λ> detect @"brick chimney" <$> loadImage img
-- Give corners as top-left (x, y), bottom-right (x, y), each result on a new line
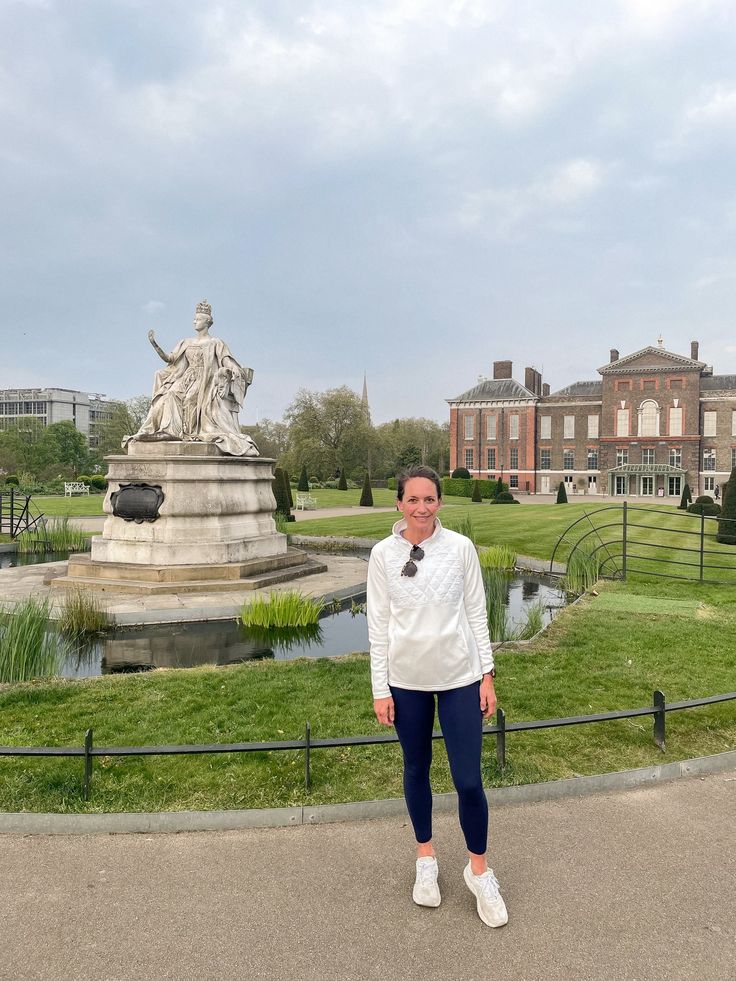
top-left (610, 349), bottom-right (619, 363)
top-left (493, 360), bottom-right (513, 380)
top-left (542, 383), bottom-right (550, 397)
top-left (691, 340), bottom-right (699, 361)
top-left (525, 367), bottom-right (537, 394)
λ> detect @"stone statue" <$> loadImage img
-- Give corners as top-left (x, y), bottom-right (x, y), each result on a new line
top-left (123, 300), bottom-right (259, 456)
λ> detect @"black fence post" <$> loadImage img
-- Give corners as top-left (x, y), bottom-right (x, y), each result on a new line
top-left (83, 728), bottom-right (93, 800)
top-left (622, 501), bottom-right (628, 581)
top-left (304, 721), bottom-right (311, 792)
top-left (652, 690), bottom-right (666, 752)
top-left (495, 707), bottom-right (506, 770)
top-left (699, 511), bottom-right (705, 583)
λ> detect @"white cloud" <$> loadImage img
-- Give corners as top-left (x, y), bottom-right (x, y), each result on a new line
top-left (143, 300), bottom-right (165, 315)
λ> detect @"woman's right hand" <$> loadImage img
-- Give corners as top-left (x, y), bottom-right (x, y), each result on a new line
top-left (148, 329), bottom-right (155, 342)
top-left (374, 696), bottom-right (395, 726)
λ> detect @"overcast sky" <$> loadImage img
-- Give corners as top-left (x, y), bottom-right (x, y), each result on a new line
top-left (3, 0), bottom-right (736, 426)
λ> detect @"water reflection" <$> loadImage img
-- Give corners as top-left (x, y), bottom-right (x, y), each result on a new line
top-left (52, 574), bottom-right (565, 679)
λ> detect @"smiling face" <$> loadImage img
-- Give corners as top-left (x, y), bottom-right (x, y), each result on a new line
top-left (397, 476), bottom-right (442, 542)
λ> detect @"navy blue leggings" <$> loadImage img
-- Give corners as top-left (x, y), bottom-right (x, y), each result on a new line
top-left (390, 682), bottom-right (488, 856)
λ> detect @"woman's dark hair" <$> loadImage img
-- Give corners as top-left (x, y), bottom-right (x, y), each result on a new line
top-left (396, 465), bottom-right (442, 501)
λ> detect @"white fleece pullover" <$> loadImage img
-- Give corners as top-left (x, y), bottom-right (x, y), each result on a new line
top-left (367, 518), bottom-right (494, 699)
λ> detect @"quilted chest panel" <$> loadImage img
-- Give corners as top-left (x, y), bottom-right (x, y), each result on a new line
top-left (385, 539), bottom-right (465, 607)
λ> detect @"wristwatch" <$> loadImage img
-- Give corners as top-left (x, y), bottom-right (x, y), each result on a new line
top-left (484, 668), bottom-right (496, 679)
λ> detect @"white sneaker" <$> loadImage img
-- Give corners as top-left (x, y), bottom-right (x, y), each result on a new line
top-left (463, 863), bottom-right (508, 927)
top-left (413, 856), bottom-right (441, 907)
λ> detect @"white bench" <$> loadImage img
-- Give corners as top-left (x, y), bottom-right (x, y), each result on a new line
top-left (295, 493), bottom-right (317, 511)
top-left (64, 482), bottom-right (90, 496)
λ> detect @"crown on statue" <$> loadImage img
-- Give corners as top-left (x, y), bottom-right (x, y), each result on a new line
top-left (195, 299), bottom-right (212, 318)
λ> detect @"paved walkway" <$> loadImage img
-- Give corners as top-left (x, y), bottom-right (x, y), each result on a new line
top-left (1, 769), bottom-right (734, 981)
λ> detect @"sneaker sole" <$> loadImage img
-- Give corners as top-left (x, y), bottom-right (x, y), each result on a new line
top-left (463, 865), bottom-right (508, 928)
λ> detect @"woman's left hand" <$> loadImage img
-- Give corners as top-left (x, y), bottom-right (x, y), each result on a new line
top-left (479, 674), bottom-right (496, 719)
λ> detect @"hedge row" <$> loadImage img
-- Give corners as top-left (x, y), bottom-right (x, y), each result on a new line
top-left (441, 477), bottom-right (499, 499)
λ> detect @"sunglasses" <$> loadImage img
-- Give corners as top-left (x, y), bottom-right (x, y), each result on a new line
top-left (401, 544), bottom-right (425, 578)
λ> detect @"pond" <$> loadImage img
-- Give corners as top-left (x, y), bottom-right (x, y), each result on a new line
top-left (56, 574), bottom-right (566, 678)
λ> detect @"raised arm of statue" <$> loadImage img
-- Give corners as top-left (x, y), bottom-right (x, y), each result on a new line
top-left (148, 329), bottom-right (171, 364)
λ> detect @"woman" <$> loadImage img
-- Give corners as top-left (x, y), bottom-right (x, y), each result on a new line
top-left (366, 465), bottom-right (507, 928)
top-left (124, 299), bottom-right (258, 457)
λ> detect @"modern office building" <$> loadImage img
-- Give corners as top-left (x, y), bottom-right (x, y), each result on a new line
top-left (448, 340), bottom-right (736, 498)
top-left (0, 388), bottom-right (113, 448)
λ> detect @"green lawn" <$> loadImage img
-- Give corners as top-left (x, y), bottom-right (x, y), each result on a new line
top-left (31, 495), bottom-right (106, 517)
top-left (1, 577), bottom-right (734, 813)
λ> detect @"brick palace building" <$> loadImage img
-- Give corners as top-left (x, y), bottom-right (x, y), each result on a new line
top-left (448, 341), bottom-right (736, 498)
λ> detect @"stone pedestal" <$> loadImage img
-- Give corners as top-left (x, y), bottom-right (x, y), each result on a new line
top-left (92, 442), bottom-right (285, 566)
top-left (51, 442), bottom-right (329, 595)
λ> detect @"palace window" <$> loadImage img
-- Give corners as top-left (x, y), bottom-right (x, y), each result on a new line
top-left (616, 449), bottom-right (629, 466)
top-left (509, 475), bottom-right (519, 488)
top-left (703, 449), bottom-right (716, 471)
top-left (587, 415), bottom-right (599, 438)
top-left (540, 416), bottom-right (551, 440)
top-left (509, 447), bottom-right (519, 469)
top-left (704, 476), bottom-right (715, 491)
top-left (669, 448), bottom-right (682, 468)
top-left (509, 414), bottom-right (519, 439)
top-left (464, 416), bottom-right (474, 439)
top-left (486, 415), bottom-right (497, 440)
top-left (540, 449), bottom-right (551, 470)
top-left (669, 407), bottom-right (682, 437)
top-left (587, 449), bottom-right (598, 470)
top-left (487, 447), bottom-right (496, 470)
top-left (563, 449), bottom-right (574, 470)
top-left (703, 411), bottom-right (717, 437)
top-left (563, 415), bottom-right (575, 439)
top-left (642, 448), bottom-right (655, 466)
top-left (616, 409), bottom-right (629, 437)
top-left (639, 400), bottom-right (659, 437)
top-left (464, 448), bottom-right (474, 469)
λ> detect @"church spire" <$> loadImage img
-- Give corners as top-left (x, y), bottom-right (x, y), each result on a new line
top-left (361, 371), bottom-right (371, 423)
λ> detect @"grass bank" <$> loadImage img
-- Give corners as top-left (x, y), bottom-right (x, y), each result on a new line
top-left (1, 578), bottom-right (734, 813)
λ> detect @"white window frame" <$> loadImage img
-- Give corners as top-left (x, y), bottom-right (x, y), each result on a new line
top-left (703, 411), bottom-right (717, 437)
top-left (508, 414), bottom-right (519, 440)
top-left (642, 448), bottom-right (655, 466)
top-left (669, 448), bottom-right (682, 468)
top-left (464, 416), bottom-right (474, 440)
top-left (616, 449), bottom-right (629, 466)
top-left (540, 449), bottom-right (551, 470)
top-left (638, 400), bottom-right (659, 437)
top-left (509, 447), bottom-right (519, 469)
top-left (486, 415), bottom-right (497, 440)
top-left (703, 449), bottom-right (716, 471)
top-left (464, 448), bottom-right (474, 469)
top-left (563, 415), bottom-right (575, 439)
top-left (669, 407), bottom-right (682, 437)
top-left (587, 415), bottom-right (599, 438)
top-left (487, 447), bottom-right (496, 471)
top-left (616, 408), bottom-right (629, 437)
top-left (563, 449), bottom-right (574, 470)
top-left (540, 416), bottom-right (551, 440)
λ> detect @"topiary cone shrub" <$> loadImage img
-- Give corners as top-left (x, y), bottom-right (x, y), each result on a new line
top-left (297, 466), bottom-right (309, 492)
top-left (283, 470), bottom-right (294, 508)
top-left (273, 467), bottom-right (294, 521)
top-left (717, 467), bottom-right (736, 544)
top-left (556, 481), bottom-right (568, 504)
top-left (494, 479), bottom-right (506, 499)
top-left (452, 467), bottom-right (471, 479)
top-left (338, 470), bottom-right (348, 491)
top-left (359, 472), bottom-right (374, 507)
top-left (679, 483), bottom-right (692, 509)
top-left (471, 480), bottom-right (482, 502)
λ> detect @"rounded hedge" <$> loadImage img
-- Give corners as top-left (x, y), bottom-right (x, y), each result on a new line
top-left (4, 474), bottom-right (19, 486)
top-left (451, 467), bottom-right (471, 479)
top-left (687, 502), bottom-right (722, 516)
top-left (695, 495), bottom-right (714, 504)
top-left (492, 491), bottom-right (519, 504)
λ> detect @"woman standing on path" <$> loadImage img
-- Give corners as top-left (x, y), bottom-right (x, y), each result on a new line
top-left (366, 465), bottom-right (508, 928)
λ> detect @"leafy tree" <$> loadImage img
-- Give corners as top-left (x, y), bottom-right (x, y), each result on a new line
top-left (556, 481), bottom-right (568, 504)
top-left (93, 397), bottom-right (152, 459)
top-left (679, 483), bottom-right (692, 509)
top-left (717, 467), bottom-right (736, 544)
top-left (0, 417), bottom-right (46, 475)
top-left (373, 418), bottom-right (450, 478)
top-left (37, 421), bottom-right (90, 476)
top-left (241, 418), bottom-right (289, 461)
top-left (297, 466), bottom-right (309, 492)
top-left (359, 472), bottom-right (374, 507)
top-left (284, 386), bottom-right (372, 478)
